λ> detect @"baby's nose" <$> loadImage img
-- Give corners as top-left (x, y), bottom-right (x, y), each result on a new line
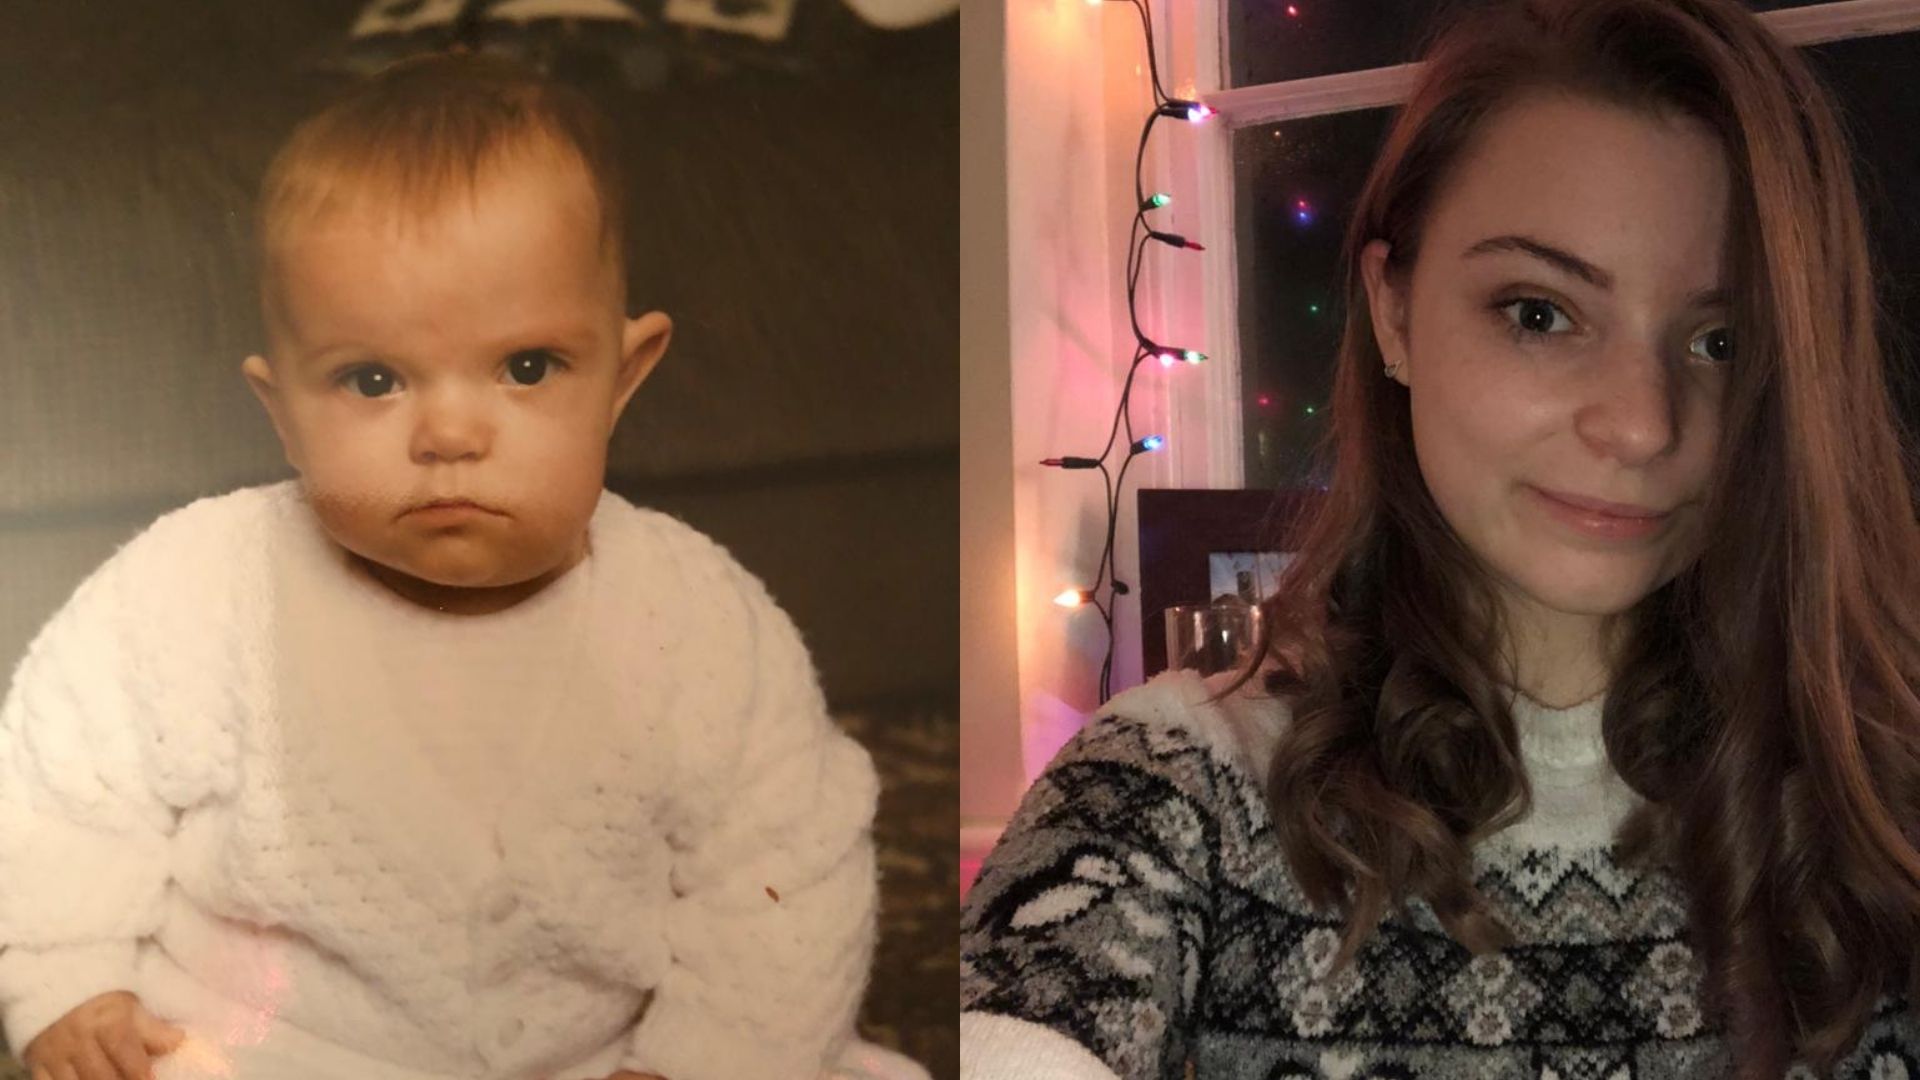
top-left (409, 393), bottom-right (492, 463)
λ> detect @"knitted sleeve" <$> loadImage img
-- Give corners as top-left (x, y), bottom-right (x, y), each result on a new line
top-left (621, 548), bottom-right (880, 1080)
top-left (960, 712), bottom-right (1233, 1080)
top-left (0, 496), bottom-right (246, 1055)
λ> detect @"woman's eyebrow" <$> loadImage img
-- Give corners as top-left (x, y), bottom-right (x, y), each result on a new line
top-left (1463, 233), bottom-right (1728, 307)
top-left (1464, 234), bottom-right (1614, 289)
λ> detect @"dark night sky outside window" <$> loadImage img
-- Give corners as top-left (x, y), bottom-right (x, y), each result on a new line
top-left (1228, 0), bottom-right (1850, 87)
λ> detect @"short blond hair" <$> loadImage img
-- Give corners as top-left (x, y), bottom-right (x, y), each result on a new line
top-left (257, 51), bottom-right (626, 286)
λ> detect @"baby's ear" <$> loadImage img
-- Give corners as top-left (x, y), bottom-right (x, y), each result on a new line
top-left (611, 311), bottom-right (672, 430)
top-left (241, 355), bottom-right (302, 472)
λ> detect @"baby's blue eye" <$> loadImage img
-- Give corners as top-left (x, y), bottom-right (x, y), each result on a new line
top-left (507, 350), bottom-right (555, 386)
top-left (347, 366), bottom-right (398, 398)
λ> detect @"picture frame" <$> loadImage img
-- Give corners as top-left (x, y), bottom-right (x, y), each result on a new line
top-left (1136, 487), bottom-right (1324, 678)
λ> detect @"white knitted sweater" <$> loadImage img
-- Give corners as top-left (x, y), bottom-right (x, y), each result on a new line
top-left (0, 482), bottom-right (881, 1080)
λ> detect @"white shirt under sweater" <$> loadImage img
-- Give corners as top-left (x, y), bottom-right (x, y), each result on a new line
top-left (0, 482), bottom-right (887, 1080)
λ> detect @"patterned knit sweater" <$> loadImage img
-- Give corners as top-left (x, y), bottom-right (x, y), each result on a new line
top-left (959, 669), bottom-right (1920, 1080)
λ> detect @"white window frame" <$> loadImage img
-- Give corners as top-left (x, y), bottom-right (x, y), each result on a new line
top-left (1161, 0), bottom-right (1920, 492)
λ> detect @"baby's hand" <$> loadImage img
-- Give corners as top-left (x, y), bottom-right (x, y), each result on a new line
top-left (22, 990), bottom-right (185, 1080)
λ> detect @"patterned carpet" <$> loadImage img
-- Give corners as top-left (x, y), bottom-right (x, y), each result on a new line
top-left (841, 705), bottom-right (959, 1080)
top-left (0, 705), bottom-right (957, 1080)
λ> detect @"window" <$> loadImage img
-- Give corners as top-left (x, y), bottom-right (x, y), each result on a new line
top-left (1207, 2), bottom-right (1920, 488)
top-left (1225, 0), bottom-right (1843, 87)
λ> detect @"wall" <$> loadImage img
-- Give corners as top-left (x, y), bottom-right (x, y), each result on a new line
top-left (960, 0), bottom-right (1024, 825)
top-left (963, 0), bottom-right (1227, 841)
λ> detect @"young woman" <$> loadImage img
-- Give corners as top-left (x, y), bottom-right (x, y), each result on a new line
top-left (960, 0), bottom-right (1920, 1076)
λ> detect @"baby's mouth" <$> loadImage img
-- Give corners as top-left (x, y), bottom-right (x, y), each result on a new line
top-left (402, 498), bottom-right (505, 518)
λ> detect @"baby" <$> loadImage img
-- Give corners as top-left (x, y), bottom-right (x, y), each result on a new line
top-left (0, 52), bottom-right (901, 1080)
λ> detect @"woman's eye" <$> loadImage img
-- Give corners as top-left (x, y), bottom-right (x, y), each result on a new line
top-left (1690, 326), bottom-right (1734, 364)
top-left (344, 365), bottom-right (399, 398)
top-left (506, 350), bottom-right (559, 386)
top-left (1497, 297), bottom-right (1574, 339)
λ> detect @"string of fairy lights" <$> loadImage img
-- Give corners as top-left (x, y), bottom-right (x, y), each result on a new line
top-left (1043, 0), bottom-right (1221, 704)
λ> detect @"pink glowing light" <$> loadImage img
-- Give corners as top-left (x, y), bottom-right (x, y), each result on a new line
top-left (961, 853), bottom-right (986, 901)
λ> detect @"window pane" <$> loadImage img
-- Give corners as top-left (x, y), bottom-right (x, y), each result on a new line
top-left (1234, 107), bottom-right (1391, 487)
top-left (1227, 0), bottom-right (1854, 88)
top-left (1233, 30), bottom-right (1920, 489)
top-left (1805, 32), bottom-right (1920, 430)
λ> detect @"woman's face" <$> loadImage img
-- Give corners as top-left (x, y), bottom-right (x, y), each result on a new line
top-left (1361, 91), bottom-right (1733, 635)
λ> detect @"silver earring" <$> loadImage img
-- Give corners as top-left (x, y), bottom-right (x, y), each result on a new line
top-left (1383, 362), bottom-right (1401, 379)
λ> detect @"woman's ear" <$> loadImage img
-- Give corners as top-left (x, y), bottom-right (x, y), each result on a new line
top-left (241, 354), bottom-right (303, 472)
top-left (610, 311), bottom-right (673, 431)
top-left (1360, 239), bottom-right (1412, 386)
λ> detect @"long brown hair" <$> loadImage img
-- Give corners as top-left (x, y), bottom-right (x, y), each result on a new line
top-left (1242, 0), bottom-right (1920, 1072)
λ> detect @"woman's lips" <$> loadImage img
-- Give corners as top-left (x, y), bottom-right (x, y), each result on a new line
top-left (1534, 487), bottom-right (1666, 518)
top-left (1530, 486), bottom-right (1669, 540)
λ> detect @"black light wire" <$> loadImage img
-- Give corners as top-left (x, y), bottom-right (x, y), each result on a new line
top-left (1046, 0), bottom-right (1202, 703)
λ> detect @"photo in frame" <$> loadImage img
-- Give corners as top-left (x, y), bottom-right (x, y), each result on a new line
top-left (1136, 487), bottom-right (1324, 679)
top-left (1208, 550), bottom-right (1297, 606)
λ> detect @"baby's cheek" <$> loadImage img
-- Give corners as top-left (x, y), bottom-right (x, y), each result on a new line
top-left (517, 438), bottom-right (608, 518)
top-left (303, 488), bottom-right (395, 554)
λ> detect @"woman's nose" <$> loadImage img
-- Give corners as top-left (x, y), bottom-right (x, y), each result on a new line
top-left (1573, 339), bottom-right (1683, 466)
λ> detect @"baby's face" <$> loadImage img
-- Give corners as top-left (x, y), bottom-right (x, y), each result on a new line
top-left (245, 158), bottom-right (668, 610)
